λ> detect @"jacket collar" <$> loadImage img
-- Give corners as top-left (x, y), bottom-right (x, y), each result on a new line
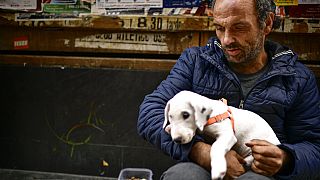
top-left (200, 37), bottom-right (297, 77)
top-left (264, 40), bottom-right (296, 76)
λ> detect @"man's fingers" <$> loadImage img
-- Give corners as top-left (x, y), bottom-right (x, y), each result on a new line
top-left (251, 160), bottom-right (274, 177)
top-left (246, 139), bottom-right (271, 147)
top-left (252, 153), bottom-right (282, 168)
top-left (246, 139), bottom-right (280, 158)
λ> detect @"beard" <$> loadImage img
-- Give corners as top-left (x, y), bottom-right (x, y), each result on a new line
top-left (222, 32), bottom-right (264, 65)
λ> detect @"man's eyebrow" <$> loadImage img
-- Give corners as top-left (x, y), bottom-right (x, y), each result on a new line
top-left (233, 21), bottom-right (251, 27)
top-left (212, 21), bottom-right (251, 28)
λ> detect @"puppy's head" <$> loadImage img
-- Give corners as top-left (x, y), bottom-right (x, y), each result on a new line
top-left (163, 91), bottom-right (214, 144)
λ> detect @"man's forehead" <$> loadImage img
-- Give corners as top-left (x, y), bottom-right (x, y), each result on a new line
top-left (214, 0), bottom-right (255, 6)
top-left (213, 14), bottom-right (252, 24)
top-left (212, 0), bottom-right (257, 26)
top-left (213, 0), bottom-right (255, 15)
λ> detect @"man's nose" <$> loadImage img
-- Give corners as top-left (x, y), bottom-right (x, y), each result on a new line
top-left (222, 30), bottom-right (235, 46)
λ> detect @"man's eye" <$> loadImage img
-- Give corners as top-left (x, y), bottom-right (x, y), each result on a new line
top-left (234, 26), bottom-right (246, 30)
top-left (182, 112), bottom-right (190, 119)
top-left (215, 26), bottom-right (224, 31)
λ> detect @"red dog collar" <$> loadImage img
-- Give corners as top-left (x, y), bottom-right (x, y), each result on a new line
top-left (205, 99), bottom-right (235, 133)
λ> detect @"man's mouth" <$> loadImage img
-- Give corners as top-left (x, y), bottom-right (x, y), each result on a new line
top-left (225, 48), bottom-right (241, 56)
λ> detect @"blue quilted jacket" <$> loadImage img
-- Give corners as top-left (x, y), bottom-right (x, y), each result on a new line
top-left (137, 37), bottom-right (320, 179)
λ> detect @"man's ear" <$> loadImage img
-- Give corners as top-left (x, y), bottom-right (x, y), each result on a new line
top-left (264, 12), bottom-right (275, 35)
top-left (188, 102), bottom-right (212, 131)
top-left (163, 101), bottom-right (170, 129)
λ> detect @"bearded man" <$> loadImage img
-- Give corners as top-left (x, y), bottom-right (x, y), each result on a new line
top-left (137, 0), bottom-right (320, 179)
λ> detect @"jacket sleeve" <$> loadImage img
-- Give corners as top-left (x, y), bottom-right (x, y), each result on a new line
top-left (276, 69), bottom-right (320, 180)
top-left (137, 48), bottom-right (202, 161)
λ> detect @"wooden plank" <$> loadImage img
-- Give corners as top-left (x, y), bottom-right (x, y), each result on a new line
top-left (1, 12), bottom-right (319, 33)
top-left (1, 55), bottom-right (319, 79)
top-left (308, 64), bottom-right (320, 78)
top-left (86, 15), bottom-right (215, 31)
top-left (0, 26), bottom-right (200, 54)
top-left (0, 12), bottom-right (215, 32)
top-left (0, 169), bottom-right (117, 180)
top-left (278, 18), bottom-right (320, 33)
top-left (199, 31), bottom-right (215, 46)
top-left (0, 54), bottom-right (176, 71)
top-left (268, 32), bottom-right (320, 61)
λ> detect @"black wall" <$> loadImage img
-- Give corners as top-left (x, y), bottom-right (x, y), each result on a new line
top-left (1, 65), bottom-right (319, 179)
top-left (0, 66), bottom-right (176, 179)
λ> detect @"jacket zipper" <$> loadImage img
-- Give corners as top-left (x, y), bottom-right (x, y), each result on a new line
top-left (239, 99), bottom-right (244, 109)
top-left (239, 72), bottom-right (295, 110)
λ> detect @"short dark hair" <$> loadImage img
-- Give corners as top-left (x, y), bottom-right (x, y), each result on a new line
top-left (211, 0), bottom-right (281, 29)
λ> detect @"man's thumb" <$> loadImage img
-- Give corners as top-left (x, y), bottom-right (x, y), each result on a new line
top-left (236, 153), bottom-right (246, 164)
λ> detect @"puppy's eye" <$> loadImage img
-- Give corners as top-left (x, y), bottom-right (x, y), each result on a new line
top-left (182, 111), bottom-right (190, 119)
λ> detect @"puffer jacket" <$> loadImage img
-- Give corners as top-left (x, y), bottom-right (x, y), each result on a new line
top-left (137, 37), bottom-right (320, 179)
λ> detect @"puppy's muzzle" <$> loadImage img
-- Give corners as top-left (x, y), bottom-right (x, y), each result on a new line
top-left (173, 136), bottom-right (183, 144)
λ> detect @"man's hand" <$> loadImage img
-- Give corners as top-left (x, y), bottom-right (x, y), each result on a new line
top-left (246, 139), bottom-right (292, 176)
top-left (189, 142), bottom-right (247, 180)
top-left (189, 141), bottom-right (211, 171)
top-left (224, 150), bottom-right (246, 179)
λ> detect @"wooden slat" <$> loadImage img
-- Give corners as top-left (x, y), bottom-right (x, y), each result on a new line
top-left (268, 32), bottom-right (320, 61)
top-left (0, 26), bottom-right (199, 54)
top-left (1, 54), bottom-right (319, 79)
top-left (1, 12), bottom-right (319, 33)
top-left (2, 25), bottom-right (318, 60)
top-left (0, 12), bottom-right (215, 32)
top-left (0, 54), bottom-right (176, 71)
top-left (279, 18), bottom-right (320, 33)
top-left (307, 64), bottom-right (320, 78)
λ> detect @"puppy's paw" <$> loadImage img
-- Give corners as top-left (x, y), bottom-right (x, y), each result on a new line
top-left (211, 171), bottom-right (226, 180)
top-left (211, 157), bottom-right (227, 180)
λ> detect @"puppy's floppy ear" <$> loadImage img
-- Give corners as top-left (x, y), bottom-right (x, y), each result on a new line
top-left (163, 101), bottom-right (170, 129)
top-left (189, 101), bottom-right (212, 131)
top-left (165, 124), bottom-right (171, 134)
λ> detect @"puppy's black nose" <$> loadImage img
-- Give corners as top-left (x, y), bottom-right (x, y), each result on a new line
top-left (173, 137), bottom-right (182, 144)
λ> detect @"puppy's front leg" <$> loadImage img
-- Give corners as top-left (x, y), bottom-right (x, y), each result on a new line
top-left (210, 133), bottom-right (237, 180)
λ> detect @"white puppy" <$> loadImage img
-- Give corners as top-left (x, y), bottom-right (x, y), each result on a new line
top-left (163, 91), bottom-right (280, 180)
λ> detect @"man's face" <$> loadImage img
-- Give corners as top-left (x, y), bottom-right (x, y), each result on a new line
top-left (213, 0), bottom-right (265, 65)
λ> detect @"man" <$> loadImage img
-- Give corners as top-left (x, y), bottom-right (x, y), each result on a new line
top-left (137, 0), bottom-right (320, 179)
